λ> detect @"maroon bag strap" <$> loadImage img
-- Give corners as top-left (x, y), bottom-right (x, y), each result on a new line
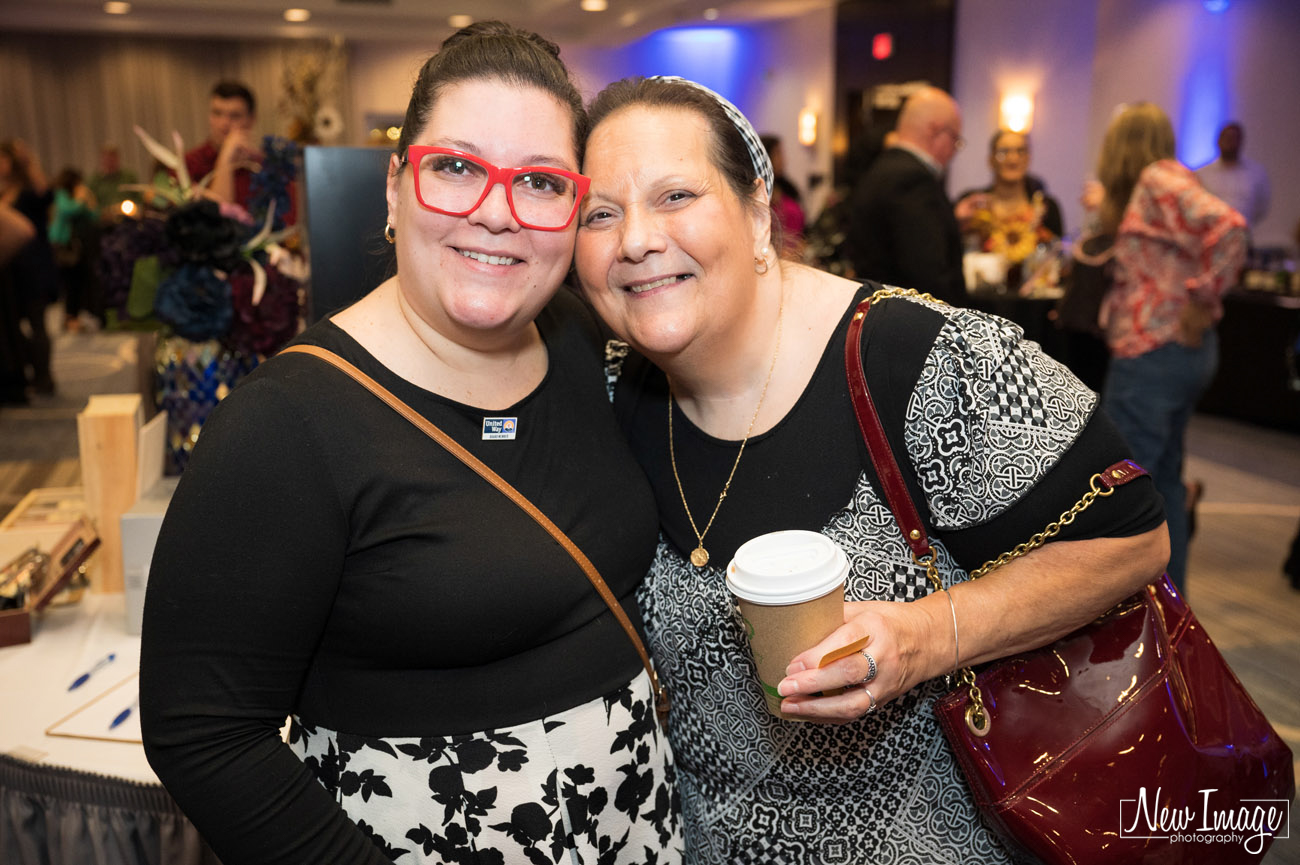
top-left (843, 296), bottom-right (1149, 563)
top-left (844, 298), bottom-right (932, 559)
top-left (278, 344), bottom-right (669, 725)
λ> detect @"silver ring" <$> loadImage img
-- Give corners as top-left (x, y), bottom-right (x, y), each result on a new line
top-left (863, 687), bottom-right (878, 715)
top-left (860, 649), bottom-right (878, 684)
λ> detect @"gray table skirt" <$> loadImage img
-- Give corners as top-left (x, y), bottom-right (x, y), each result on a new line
top-left (0, 754), bottom-right (220, 865)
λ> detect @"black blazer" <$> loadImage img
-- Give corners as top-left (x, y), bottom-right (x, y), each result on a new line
top-left (846, 147), bottom-right (965, 306)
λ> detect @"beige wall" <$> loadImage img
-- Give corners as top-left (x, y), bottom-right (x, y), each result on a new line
top-left (345, 42), bottom-right (431, 148)
top-left (344, 9), bottom-right (839, 216)
top-left (950, 1), bottom-right (1099, 238)
top-left (1088, 0), bottom-right (1300, 248)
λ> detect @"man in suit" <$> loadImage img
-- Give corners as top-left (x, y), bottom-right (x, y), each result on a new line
top-left (847, 86), bottom-right (966, 305)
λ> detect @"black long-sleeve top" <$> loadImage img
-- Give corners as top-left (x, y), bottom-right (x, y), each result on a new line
top-left (140, 291), bottom-right (659, 864)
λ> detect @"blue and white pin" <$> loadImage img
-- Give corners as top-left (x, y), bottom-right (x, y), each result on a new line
top-left (482, 417), bottom-right (518, 441)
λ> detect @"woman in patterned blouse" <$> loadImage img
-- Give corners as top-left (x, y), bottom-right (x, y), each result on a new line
top-left (575, 76), bottom-right (1169, 864)
top-left (1095, 102), bottom-right (1247, 596)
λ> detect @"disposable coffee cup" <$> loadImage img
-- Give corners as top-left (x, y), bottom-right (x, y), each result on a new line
top-left (726, 530), bottom-right (848, 720)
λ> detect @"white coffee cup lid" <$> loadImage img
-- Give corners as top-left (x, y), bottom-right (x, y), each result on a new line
top-left (726, 530), bottom-right (848, 605)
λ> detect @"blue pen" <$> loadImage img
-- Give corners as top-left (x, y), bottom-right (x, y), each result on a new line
top-left (109, 699), bottom-right (138, 731)
top-left (68, 652), bottom-right (117, 691)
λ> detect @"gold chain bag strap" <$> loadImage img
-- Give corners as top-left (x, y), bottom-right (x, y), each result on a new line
top-left (844, 288), bottom-right (1294, 864)
top-left (279, 344), bottom-right (670, 728)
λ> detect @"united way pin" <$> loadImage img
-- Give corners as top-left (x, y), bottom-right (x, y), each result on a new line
top-left (482, 417), bottom-right (518, 441)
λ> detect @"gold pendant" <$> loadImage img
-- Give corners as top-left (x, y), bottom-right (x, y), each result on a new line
top-left (690, 546), bottom-right (710, 568)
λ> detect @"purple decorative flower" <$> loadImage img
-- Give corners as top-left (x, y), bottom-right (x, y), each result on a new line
top-left (225, 261), bottom-right (302, 357)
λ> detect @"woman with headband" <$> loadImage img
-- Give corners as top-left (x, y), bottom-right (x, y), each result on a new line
top-left (574, 76), bottom-right (1168, 862)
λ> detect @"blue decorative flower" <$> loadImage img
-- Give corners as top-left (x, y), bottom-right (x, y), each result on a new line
top-left (154, 263), bottom-right (233, 341)
top-left (248, 135), bottom-right (299, 231)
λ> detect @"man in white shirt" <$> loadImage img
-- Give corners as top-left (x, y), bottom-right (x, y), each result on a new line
top-left (1196, 122), bottom-right (1270, 228)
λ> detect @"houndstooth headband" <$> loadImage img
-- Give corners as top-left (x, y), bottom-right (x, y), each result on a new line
top-left (649, 76), bottom-right (774, 198)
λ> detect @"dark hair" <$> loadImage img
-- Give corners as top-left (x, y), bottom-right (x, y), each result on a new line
top-left (395, 21), bottom-right (587, 167)
top-left (211, 81), bottom-right (256, 116)
top-left (988, 129), bottom-right (1030, 156)
top-left (760, 133), bottom-right (801, 205)
top-left (54, 167), bottom-right (82, 192)
top-left (587, 77), bottom-right (776, 253)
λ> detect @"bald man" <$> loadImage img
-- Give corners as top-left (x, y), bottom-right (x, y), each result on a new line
top-left (846, 86), bottom-right (967, 304)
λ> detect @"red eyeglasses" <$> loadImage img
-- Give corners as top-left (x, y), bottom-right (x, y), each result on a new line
top-left (402, 145), bottom-right (590, 231)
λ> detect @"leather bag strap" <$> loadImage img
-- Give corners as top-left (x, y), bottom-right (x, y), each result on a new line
top-left (845, 298), bottom-right (932, 560)
top-left (279, 344), bottom-right (668, 722)
top-left (844, 295), bottom-right (1149, 565)
top-left (845, 292), bottom-right (1150, 736)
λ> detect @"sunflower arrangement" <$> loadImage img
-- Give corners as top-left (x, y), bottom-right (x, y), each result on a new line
top-left (966, 191), bottom-right (1054, 265)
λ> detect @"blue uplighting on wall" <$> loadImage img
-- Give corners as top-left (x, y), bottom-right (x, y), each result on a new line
top-left (625, 26), bottom-right (756, 116)
top-left (1202, 0), bottom-right (1229, 12)
top-left (1177, 7), bottom-right (1235, 167)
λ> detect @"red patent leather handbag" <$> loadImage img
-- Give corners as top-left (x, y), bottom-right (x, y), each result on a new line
top-left (846, 293), bottom-right (1295, 864)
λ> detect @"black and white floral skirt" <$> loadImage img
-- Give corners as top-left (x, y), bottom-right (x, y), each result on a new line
top-left (289, 671), bottom-right (683, 864)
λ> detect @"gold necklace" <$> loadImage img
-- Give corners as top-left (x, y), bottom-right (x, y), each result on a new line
top-left (668, 292), bottom-right (784, 568)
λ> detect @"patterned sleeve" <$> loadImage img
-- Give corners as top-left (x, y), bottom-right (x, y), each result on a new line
top-left (902, 300), bottom-right (1099, 531)
top-left (1122, 160), bottom-right (1247, 309)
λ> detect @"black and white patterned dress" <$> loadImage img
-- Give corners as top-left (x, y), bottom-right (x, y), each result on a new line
top-left (290, 671), bottom-right (680, 864)
top-left (610, 291), bottom-right (1158, 864)
top-left (141, 293), bottom-right (685, 865)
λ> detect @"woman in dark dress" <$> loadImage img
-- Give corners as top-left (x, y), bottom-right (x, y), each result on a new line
top-left (140, 24), bottom-right (681, 865)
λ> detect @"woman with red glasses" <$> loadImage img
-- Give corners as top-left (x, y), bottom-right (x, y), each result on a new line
top-left (140, 21), bottom-right (682, 865)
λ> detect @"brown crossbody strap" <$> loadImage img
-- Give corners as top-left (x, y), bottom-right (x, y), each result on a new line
top-left (279, 344), bottom-right (668, 724)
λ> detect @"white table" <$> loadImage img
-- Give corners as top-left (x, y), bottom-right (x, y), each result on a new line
top-left (0, 592), bottom-right (151, 781)
top-left (0, 592), bottom-right (217, 864)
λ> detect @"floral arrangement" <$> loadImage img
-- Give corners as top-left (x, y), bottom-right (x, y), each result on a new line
top-left (96, 128), bottom-right (309, 473)
top-left (98, 128), bottom-right (307, 352)
top-left (966, 191), bottom-right (1054, 265)
top-left (281, 42), bottom-right (347, 145)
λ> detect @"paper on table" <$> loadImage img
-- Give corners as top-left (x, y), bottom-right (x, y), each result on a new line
top-left (46, 672), bottom-right (141, 744)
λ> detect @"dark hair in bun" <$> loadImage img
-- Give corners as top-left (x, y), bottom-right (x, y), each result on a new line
top-left (395, 20), bottom-right (587, 166)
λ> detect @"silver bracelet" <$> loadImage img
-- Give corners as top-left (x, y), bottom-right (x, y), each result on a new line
top-left (944, 586), bottom-right (959, 677)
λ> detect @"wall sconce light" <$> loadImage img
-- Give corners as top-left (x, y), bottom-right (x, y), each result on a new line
top-left (999, 93), bottom-right (1034, 133)
top-left (798, 108), bottom-right (818, 146)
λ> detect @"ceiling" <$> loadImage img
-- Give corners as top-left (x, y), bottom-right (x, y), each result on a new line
top-left (0, 0), bottom-right (833, 46)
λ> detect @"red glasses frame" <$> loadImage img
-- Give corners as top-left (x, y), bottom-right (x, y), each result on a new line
top-left (403, 145), bottom-right (590, 231)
